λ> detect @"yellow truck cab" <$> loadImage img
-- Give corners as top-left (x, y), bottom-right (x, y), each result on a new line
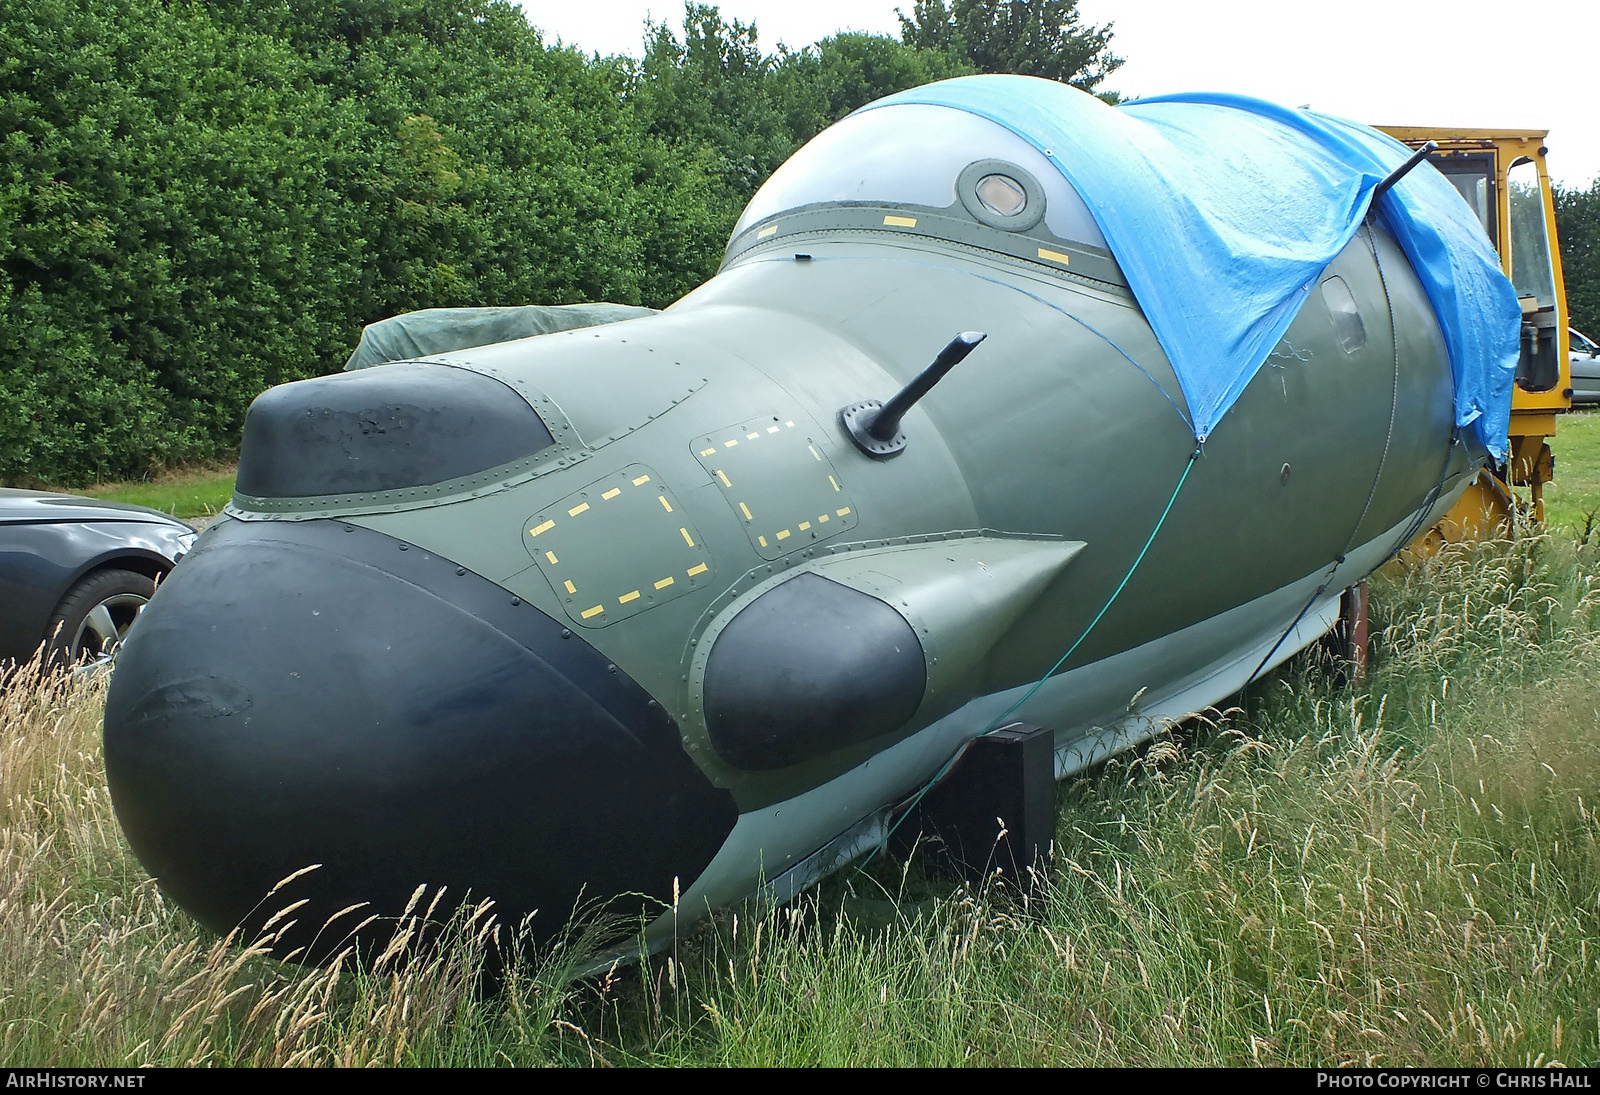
top-left (1377, 127), bottom-right (1572, 531)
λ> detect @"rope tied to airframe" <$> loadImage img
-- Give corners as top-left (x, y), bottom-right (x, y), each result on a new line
top-left (859, 443), bottom-right (1203, 870)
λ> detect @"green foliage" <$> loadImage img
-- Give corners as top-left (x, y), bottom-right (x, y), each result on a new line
top-left (630, 6), bottom-right (974, 235)
top-left (1556, 180), bottom-right (1600, 339)
top-left (898, 0), bottom-right (1121, 94)
top-left (2, 0), bottom-right (969, 485)
top-left (0, 0), bottom-right (373, 484)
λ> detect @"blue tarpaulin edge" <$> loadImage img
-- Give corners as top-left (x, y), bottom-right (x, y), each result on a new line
top-left (859, 76), bottom-right (1520, 459)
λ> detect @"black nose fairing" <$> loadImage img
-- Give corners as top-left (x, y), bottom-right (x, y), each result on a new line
top-left (235, 362), bottom-right (556, 498)
top-left (103, 519), bottom-right (736, 959)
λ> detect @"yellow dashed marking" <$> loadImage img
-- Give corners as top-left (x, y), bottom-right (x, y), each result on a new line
top-left (632, 474), bottom-right (651, 486)
top-left (808, 445), bottom-right (822, 461)
top-left (758, 535), bottom-right (769, 547)
top-left (818, 513), bottom-right (830, 523)
top-left (602, 487), bottom-right (621, 500)
top-left (836, 507), bottom-right (851, 517)
top-left (828, 475), bottom-right (840, 491)
top-left (699, 447), bottom-right (717, 457)
top-left (747, 432), bottom-right (760, 440)
top-left (568, 502), bottom-right (590, 517)
top-left (658, 495), bottom-right (673, 513)
top-left (776, 529), bottom-right (791, 541)
top-left (688, 562), bottom-right (709, 577)
top-left (786, 420), bottom-right (795, 427)
top-left (724, 439), bottom-right (739, 448)
top-left (654, 576), bottom-right (675, 590)
top-left (679, 527), bottom-right (695, 547)
top-left (581, 605), bottom-right (605, 620)
top-left (883, 214), bottom-right (918, 227)
top-left (529, 519), bottom-right (555, 537)
top-left (767, 426), bottom-right (780, 434)
top-left (545, 551), bottom-right (559, 565)
top-left (1037, 247), bottom-right (1072, 265)
top-left (717, 470), bottom-right (732, 488)
top-left (619, 590), bottom-right (641, 605)
top-left (757, 223), bottom-right (777, 239)
top-left (564, 580), bottom-right (577, 595)
top-left (738, 501), bottom-right (753, 521)
top-left (798, 521), bottom-right (811, 531)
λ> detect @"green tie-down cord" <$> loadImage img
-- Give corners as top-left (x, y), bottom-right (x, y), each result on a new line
top-left (855, 444), bottom-right (1203, 875)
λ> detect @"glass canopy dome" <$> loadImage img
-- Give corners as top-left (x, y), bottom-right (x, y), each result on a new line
top-left (730, 103), bottom-right (1108, 249)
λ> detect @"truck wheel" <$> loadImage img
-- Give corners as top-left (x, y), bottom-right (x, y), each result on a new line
top-left (45, 569), bottom-right (157, 668)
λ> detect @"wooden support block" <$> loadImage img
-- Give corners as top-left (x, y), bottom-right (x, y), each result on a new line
top-left (894, 723), bottom-right (1054, 887)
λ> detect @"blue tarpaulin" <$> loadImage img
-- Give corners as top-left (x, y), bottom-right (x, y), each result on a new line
top-left (860, 76), bottom-right (1520, 459)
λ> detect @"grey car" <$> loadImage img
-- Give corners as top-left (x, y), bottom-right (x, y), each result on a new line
top-left (0, 490), bottom-right (196, 669)
top-left (1571, 328), bottom-right (1600, 404)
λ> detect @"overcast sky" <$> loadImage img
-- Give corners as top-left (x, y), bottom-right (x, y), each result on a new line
top-left (520, 0), bottom-right (1599, 188)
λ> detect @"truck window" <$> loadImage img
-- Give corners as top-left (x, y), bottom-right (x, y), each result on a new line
top-left (1507, 159), bottom-right (1557, 309)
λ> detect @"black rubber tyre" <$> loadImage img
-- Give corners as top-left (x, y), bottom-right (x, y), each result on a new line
top-left (44, 568), bottom-right (157, 667)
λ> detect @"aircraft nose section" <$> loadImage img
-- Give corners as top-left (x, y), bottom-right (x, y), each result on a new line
top-left (103, 519), bottom-right (736, 960)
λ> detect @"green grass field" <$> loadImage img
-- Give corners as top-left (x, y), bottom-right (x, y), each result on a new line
top-left (79, 468), bottom-right (236, 519)
top-left (6, 436), bottom-right (1600, 1066)
top-left (1547, 407), bottom-right (1600, 533)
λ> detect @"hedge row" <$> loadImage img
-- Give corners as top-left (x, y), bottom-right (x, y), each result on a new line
top-left (0, 1), bottom-right (968, 484)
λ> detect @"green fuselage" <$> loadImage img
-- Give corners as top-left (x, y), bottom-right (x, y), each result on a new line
top-left (103, 201), bottom-right (1477, 955)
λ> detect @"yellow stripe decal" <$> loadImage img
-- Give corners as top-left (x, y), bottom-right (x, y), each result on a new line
top-left (786, 420), bottom-right (795, 427)
top-left (724, 439), bottom-right (738, 448)
top-left (658, 495), bottom-right (673, 513)
top-left (758, 535), bottom-right (768, 547)
top-left (687, 562), bottom-right (709, 577)
top-left (798, 521), bottom-right (811, 531)
top-left (602, 487), bottom-right (621, 501)
top-left (679, 527), bottom-right (695, 547)
top-left (738, 501), bottom-right (753, 521)
top-left (883, 214), bottom-right (918, 227)
top-left (564, 580), bottom-right (577, 595)
top-left (567, 502), bottom-right (590, 517)
top-left (828, 474), bottom-right (840, 491)
top-left (808, 445), bottom-right (821, 461)
top-left (757, 223), bottom-right (777, 239)
top-left (545, 551), bottom-right (559, 565)
top-left (776, 529), bottom-right (791, 541)
top-left (633, 474), bottom-right (651, 486)
top-left (529, 519), bottom-right (555, 537)
top-left (699, 447), bottom-right (717, 457)
top-left (747, 432), bottom-right (760, 440)
top-left (581, 605), bottom-right (604, 619)
top-left (837, 507), bottom-right (851, 517)
top-left (818, 513), bottom-right (829, 523)
top-left (717, 470), bottom-right (732, 488)
top-left (654, 576), bottom-right (675, 590)
top-left (1037, 247), bottom-right (1072, 265)
top-left (767, 426), bottom-right (780, 434)
top-left (619, 590), bottom-right (641, 605)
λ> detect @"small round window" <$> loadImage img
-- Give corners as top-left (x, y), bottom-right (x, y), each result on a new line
top-left (957, 160), bottom-right (1045, 232)
top-left (976, 174), bottom-right (1027, 217)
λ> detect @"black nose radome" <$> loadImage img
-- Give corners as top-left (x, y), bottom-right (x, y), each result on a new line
top-left (235, 362), bottom-right (556, 499)
top-left (103, 519), bottom-right (735, 961)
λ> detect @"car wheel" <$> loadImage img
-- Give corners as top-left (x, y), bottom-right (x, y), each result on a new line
top-left (45, 569), bottom-right (158, 668)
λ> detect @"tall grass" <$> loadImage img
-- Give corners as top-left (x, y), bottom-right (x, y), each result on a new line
top-left (4, 530), bottom-right (1599, 1065)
